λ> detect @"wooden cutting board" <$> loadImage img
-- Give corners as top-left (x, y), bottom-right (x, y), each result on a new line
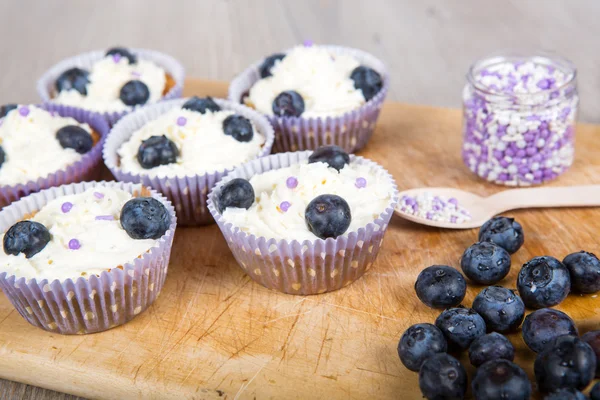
top-left (1, 79), bottom-right (599, 400)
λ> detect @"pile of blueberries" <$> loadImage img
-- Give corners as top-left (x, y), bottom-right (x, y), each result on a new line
top-left (398, 216), bottom-right (600, 399)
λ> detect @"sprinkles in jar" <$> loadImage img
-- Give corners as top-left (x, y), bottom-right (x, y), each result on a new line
top-left (462, 52), bottom-right (578, 186)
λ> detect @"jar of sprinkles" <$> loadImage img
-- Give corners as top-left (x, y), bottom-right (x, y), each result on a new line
top-left (462, 52), bottom-right (578, 186)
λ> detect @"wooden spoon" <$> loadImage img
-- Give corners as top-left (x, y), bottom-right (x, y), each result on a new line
top-left (394, 185), bottom-right (600, 229)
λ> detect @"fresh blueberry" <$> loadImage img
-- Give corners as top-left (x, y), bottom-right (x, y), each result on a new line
top-left (418, 353), bottom-right (467, 400)
top-left (460, 241), bottom-right (511, 284)
top-left (217, 178), bottom-right (255, 213)
top-left (544, 388), bottom-right (588, 400)
top-left (119, 80), bottom-right (150, 106)
top-left (3, 221), bottom-right (51, 258)
top-left (414, 265), bottom-right (466, 309)
top-left (534, 335), bottom-right (596, 393)
top-left (468, 332), bottom-right (514, 367)
top-left (56, 125), bottom-right (94, 154)
top-left (563, 251), bottom-right (600, 293)
top-left (272, 90), bottom-right (305, 117)
top-left (106, 47), bottom-right (137, 64)
top-left (435, 307), bottom-right (487, 351)
top-left (308, 145), bottom-right (350, 172)
top-left (120, 197), bottom-right (170, 240)
top-left (305, 194), bottom-right (351, 239)
top-left (55, 67), bottom-right (90, 95)
top-left (591, 382), bottom-right (600, 400)
top-left (522, 308), bottom-right (578, 353)
top-left (581, 330), bottom-right (600, 377)
top-left (350, 66), bottom-right (383, 101)
top-left (478, 216), bottom-right (524, 254)
top-left (472, 286), bottom-right (525, 333)
top-left (223, 115), bottom-right (254, 142)
top-left (137, 135), bottom-right (179, 169)
top-left (182, 96), bottom-right (221, 114)
top-left (471, 359), bottom-right (531, 400)
top-left (517, 256), bottom-right (570, 308)
top-left (0, 104), bottom-right (17, 118)
top-left (259, 53), bottom-right (285, 78)
top-left (398, 323), bottom-right (447, 372)
top-left (0, 146), bottom-right (5, 169)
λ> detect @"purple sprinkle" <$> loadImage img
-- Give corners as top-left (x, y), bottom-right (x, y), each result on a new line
top-left (450, 216), bottom-right (458, 223)
top-left (61, 202), bottom-right (73, 213)
top-left (177, 116), bottom-right (187, 126)
top-left (49, 111), bottom-right (57, 117)
top-left (131, 71), bottom-right (141, 78)
top-left (279, 201), bottom-right (291, 212)
top-left (303, 39), bottom-right (314, 47)
top-left (0, 119), bottom-right (3, 127)
top-left (112, 53), bottom-right (122, 63)
top-left (18, 106), bottom-right (29, 117)
top-left (355, 177), bottom-right (367, 189)
top-left (286, 176), bottom-right (298, 189)
top-left (426, 212), bottom-right (434, 220)
top-left (448, 198), bottom-right (458, 206)
top-left (93, 192), bottom-right (104, 199)
top-left (68, 239), bottom-right (81, 250)
top-left (95, 215), bottom-right (114, 221)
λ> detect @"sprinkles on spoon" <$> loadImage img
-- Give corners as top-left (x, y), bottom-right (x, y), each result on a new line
top-left (399, 192), bottom-right (472, 224)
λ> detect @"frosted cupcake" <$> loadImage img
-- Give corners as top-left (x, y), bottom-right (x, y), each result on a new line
top-left (208, 146), bottom-right (398, 295)
top-left (38, 47), bottom-right (184, 125)
top-left (104, 97), bottom-right (274, 225)
top-left (0, 181), bottom-right (176, 334)
top-left (229, 43), bottom-right (388, 153)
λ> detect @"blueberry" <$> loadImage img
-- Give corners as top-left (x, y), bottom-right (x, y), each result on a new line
top-left (0, 146), bottom-right (5, 169)
top-left (55, 67), bottom-right (90, 95)
top-left (435, 307), bottom-right (486, 351)
top-left (581, 330), bottom-right (600, 377)
top-left (305, 194), bottom-right (351, 239)
top-left (472, 286), bottom-right (525, 333)
top-left (182, 96), bottom-right (221, 114)
top-left (478, 216), bottom-right (524, 254)
top-left (223, 115), bottom-right (254, 142)
top-left (591, 382), bottom-right (600, 400)
top-left (460, 241), bottom-right (511, 285)
top-left (0, 104), bottom-right (17, 118)
top-left (418, 353), bottom-right (467, 400)
top-left (3, 221), bottom-right (51, 258)
top-left (563, 251), bottom-right (600, 293)
top-left (56, 125), bottom-right (94, 154)
top-left (414, 265), bottom-right (466, 309)
top-left (137, 135), bottom-right (179, 169)
top-left (471, 359), bottom-right (531, 400)
top-left (308, 145), bottom-right (350, 172)
top-left (217, 178), bottom-right (255, 213)
top-left (106, 47), bottom-right (137, 64)
top-left (120, 197), bottom-right (170, 240)
top-left (398, 323), bottom-right (447, 372)
top-left (522, 308), bottom-right (578, 353)
top-left (119, 80), bottom-right (150, 106)
top-left (350, 66), bottom-right (383, 102)
top-left (544, 389), bottom-right (588, 400)
top-left (468, 332), bottom-right (514, 367)
top-left (517, 256), bottom-right (570, 308)
top-left (534, 335), bottom-right (596, 393)
top-left (272, 90), bottom-right (304, 117)
top-left (259, 53), bottom-right (285, 78)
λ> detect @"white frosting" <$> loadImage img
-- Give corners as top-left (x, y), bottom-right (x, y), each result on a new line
top-left (222, 160), bottom-right (394, 241)
top-left (247, 46), bottom-right (366, 118)
top-left (54, 56), bottom-right (167, 112)
top-left (0, 106), bottom-right (92, 186)
top-left (117, 108), bottom-right (265, 177)
top-left (0, 187), bottom-right (159, 281)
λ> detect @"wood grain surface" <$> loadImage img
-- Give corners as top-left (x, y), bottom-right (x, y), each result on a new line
top-left (0, 78), bottom-right (599, 399)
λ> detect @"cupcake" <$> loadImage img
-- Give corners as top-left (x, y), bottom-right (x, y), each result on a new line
top-left (103, 97), bottom-right (274, 225)
top-left (229, 43), bottom-right (389, 153)
top-left (208, 146), bottom-right (398, 295)
top-left (0, 181), bottom-right (176, 334)
top-left (0, 103), bottom-right (109, 208)
top-left (37, 47), bottom-right (185, 125)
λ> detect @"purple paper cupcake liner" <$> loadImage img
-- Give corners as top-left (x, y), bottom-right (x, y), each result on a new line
top-left (0, 180), bottom-right (177, 335)
top-left (103, 98), bottom-right (275, 225)
top-left (0, 104), bottom-right (109, 209)
top-left (228, 45), bottom-right (389, 154)
top-left (37, 48), bottom-right (185, 126)
top-left (207, 151), bottom-right (399, 295)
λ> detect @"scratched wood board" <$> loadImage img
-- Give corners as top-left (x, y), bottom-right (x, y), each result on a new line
top-left (0, 79), bottom-right (599, 400)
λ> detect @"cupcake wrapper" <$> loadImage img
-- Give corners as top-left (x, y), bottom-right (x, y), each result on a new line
top-left (0, 104), bottom-right (109, 209)
top-left (228, 45), bottom-right (389, 153)
top-left (37, 48), bottom-right (185, 126)
top-left (207, 151), bottom-right (399, 295)
top-left (103, 98), bottom-right (275, 225)
top-left (0, 181), bottom-right (177, 335)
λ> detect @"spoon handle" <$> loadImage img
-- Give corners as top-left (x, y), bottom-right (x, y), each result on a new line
top-left (485, 185), bottom-right (600, 213)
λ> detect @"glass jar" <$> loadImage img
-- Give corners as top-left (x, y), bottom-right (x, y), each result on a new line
top-left (461, 51), bottom-right (578, 186)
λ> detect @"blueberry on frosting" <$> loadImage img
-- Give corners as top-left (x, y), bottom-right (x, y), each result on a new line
top-left (56, 67), bottom-right (90, 96)
top-left (56, 125), bottom-right (94, 154)
top-left (272, 91), bottom-right (305, 117)
top-left (305, 194), bottom-right (351, 239)
top-left (3, 221), bottom-right (51, 258)
top-left (259, 53), bottom-right (285, 78)
top-left (119, 80), bottom-right (150, 106)
top-left (0, 146), bottom-right (5, 168)
top-left (0, 104), bottom-right (17, 119)
top-left (223, 115), bottom-right (254, 142)
top-left (137, 135), bottom-right (179, 169)
top-left (182, 96), bottom-right (221, 114)
top-left (308, 145), bottom-right (350, 171)
top-left (106, 47), bottom-right (137, 64)
top-left (120, 197), bottom-right (170, 240)
top-left (217, 178), bottom-right (254, 213)
top-left (350, 66), bottom-right (383, 101)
